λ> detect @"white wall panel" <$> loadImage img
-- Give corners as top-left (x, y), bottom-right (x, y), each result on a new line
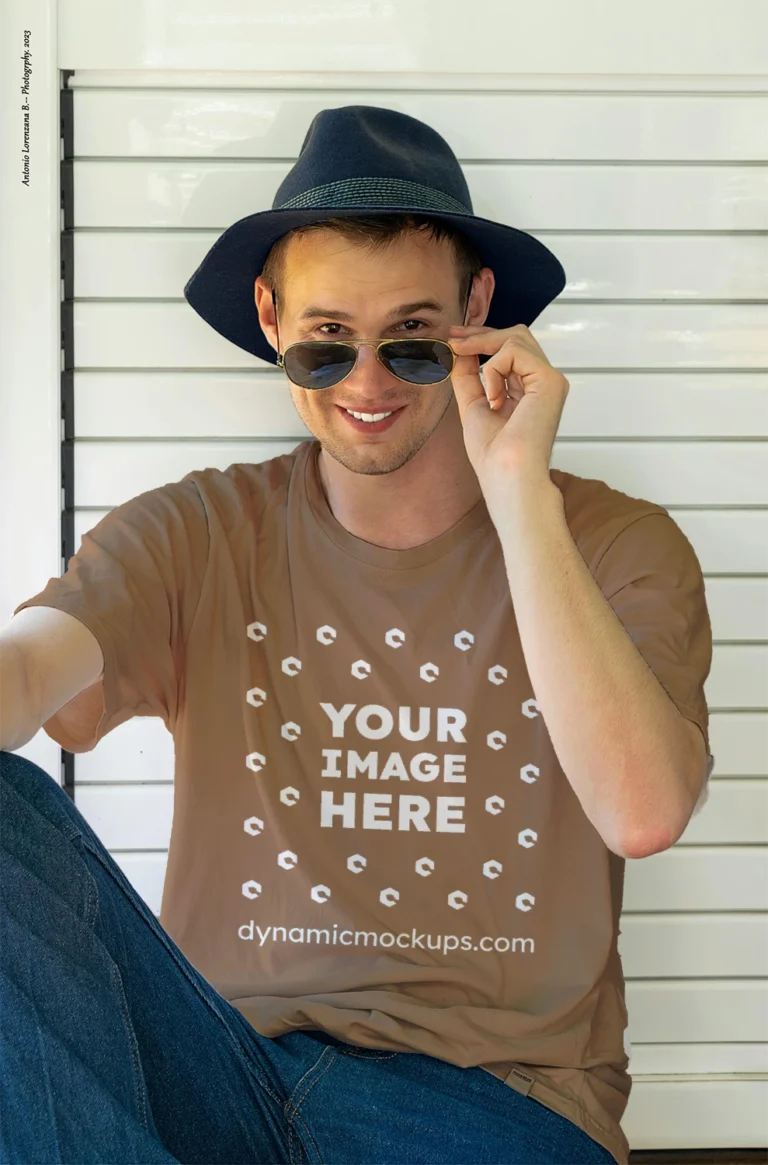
top-left (72, 160), bottom-right (768, 230)
top-left (21, 10), bottom-right (765, 1145)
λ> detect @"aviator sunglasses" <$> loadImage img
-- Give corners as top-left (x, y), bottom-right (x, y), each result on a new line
top-left (272, 285), bottom-right (472, 391)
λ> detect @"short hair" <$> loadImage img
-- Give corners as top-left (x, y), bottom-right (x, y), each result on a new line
top-left (260, 213), bottom-right (485, 313)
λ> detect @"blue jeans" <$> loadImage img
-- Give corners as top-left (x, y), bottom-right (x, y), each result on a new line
top-left (0, 750), bottom-right (617, 1165)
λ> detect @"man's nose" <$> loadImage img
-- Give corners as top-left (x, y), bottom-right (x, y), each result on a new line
top-left (346, 342), bottom-right (393, 380)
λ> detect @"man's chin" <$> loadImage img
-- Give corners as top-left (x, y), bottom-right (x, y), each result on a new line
top-left (320, 437), bottom-right (419, 477)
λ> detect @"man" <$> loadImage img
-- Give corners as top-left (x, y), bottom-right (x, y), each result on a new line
top-left (0, 106), bottom-right (714, 1165)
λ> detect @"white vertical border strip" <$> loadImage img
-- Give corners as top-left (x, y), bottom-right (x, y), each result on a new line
top-left (0, 0), bottom-right (62, 778)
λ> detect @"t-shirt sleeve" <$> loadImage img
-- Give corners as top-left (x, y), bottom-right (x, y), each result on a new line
top-left (593, 511), bottom-right (715, 818)
top-left (13, 477), bottom-right (209, 753)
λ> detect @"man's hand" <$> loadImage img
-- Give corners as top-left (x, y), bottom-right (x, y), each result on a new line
top-left (448, 322), bottom-right (570, 497)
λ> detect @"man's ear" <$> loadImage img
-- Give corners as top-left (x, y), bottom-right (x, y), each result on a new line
top-left (471, 267), bottom-right (495, 326)
top-left (254, 276), bottom-right (278, 351)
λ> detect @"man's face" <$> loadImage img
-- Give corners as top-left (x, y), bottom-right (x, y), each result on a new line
top-left (263, 229), bottom-right (472, 477)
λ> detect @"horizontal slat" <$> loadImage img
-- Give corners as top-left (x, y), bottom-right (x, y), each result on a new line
top-left (624, 979), bottom-right (768, 1043)
top-left (617, 914), bottom-right (768, 977)
top-left (74, 441), bottom-right (298, 505)
top-left (72, 372), bottom-right (768, 439)
top-left (74, 506), bottom-right (768, 576)
top-left (73, 439), bottom-right (768, 508)
top-left (701, 647), bottom-right (768, 711)
top-left (704, 713), bottom-right (768, 773)
top-left (74, 777), bottom-right (767, 857)
top-left (676, 511), bottom-right (768, 574)
top-left (72, 302), bottom-right (768, 370)
top-left (704, 579), bottom-right (768, 642)
top-left (621, 1080), bottom-right (768, 1150)
top-left (73, 232), bottom-right (768, 302)
top-left (72, 160), bottom-right (768, 230)
top-left (57, 0), bottom-right (768, 77)
top-left (74, 716), bottom-right (175, 783)
top-left (71, 712), bottom-right (768, 785)
top-left (627, 1044), bottom-right (768, 1074)
top-left (623, 848), bottom-right (768, 911)
top-left (71, 91), bottom-right (768, 162)
top-left (105, 844), bottom-right (768, 914)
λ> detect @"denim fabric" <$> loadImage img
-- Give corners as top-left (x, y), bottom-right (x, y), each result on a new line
top-left (0, 750), bottom-right (617, 1165)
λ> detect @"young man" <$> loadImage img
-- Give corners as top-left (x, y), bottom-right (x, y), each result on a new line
top-left (0, 106), bottom-right (714, 1165)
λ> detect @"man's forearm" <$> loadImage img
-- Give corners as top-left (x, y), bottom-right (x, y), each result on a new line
top-left (489, 471), bottom-right (698, 859)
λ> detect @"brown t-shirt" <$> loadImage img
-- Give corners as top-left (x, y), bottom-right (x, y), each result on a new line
top-left (16, 438), bottom-right (715, 1165)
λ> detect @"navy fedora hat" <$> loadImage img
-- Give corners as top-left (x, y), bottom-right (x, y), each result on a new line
top-left (183, 104), bottom-right (566, 368)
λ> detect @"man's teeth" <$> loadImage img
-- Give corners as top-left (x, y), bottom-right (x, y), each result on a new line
top-left (345, 409), bottom-right (395, 422)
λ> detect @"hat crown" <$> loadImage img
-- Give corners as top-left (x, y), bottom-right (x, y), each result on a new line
top-left (272, 105), bottom-right (474, 215)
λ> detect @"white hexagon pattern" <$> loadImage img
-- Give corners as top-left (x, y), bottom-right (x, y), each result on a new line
top-left (454, 630), bottom-right (474, 651)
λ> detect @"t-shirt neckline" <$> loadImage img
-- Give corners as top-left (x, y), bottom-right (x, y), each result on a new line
top-left (301, 439), bottom-right (493, 570)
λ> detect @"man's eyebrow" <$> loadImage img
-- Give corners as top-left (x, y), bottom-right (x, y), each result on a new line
top-left (296, 299), bottom-right (447, 323)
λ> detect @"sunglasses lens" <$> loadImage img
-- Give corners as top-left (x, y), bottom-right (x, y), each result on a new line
top-left (283, 343), bottom-right (357, 390)
top-left (379, 340), bottom-right (454, 384)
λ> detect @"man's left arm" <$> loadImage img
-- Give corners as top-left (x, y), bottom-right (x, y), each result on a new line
top-left (493, 475), bottom-right (708, 861)
top-left (448, 319), bottom-right (710, 860)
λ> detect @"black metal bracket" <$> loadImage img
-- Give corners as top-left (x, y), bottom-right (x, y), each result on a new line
top-left (60, 72), bottom-right (75, 801)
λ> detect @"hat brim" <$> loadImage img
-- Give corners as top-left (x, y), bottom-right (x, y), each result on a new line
top-left (183, 204), bottom-right (566, 369)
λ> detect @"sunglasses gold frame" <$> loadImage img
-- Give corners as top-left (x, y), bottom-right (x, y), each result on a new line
top-left (276, 337), bottom-right (459, 390)
top-left (270, 284), bottom-right (473, 390)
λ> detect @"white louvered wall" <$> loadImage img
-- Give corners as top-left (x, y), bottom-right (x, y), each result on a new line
top-left (14, 0), bottom-right (767, 1151)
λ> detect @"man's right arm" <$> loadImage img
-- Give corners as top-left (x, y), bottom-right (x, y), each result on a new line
top-left (0, 607), bottom-right (105, 752)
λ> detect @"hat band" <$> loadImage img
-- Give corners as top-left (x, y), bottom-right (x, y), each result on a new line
top-left (277, 177), bottom-right (471, 215)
